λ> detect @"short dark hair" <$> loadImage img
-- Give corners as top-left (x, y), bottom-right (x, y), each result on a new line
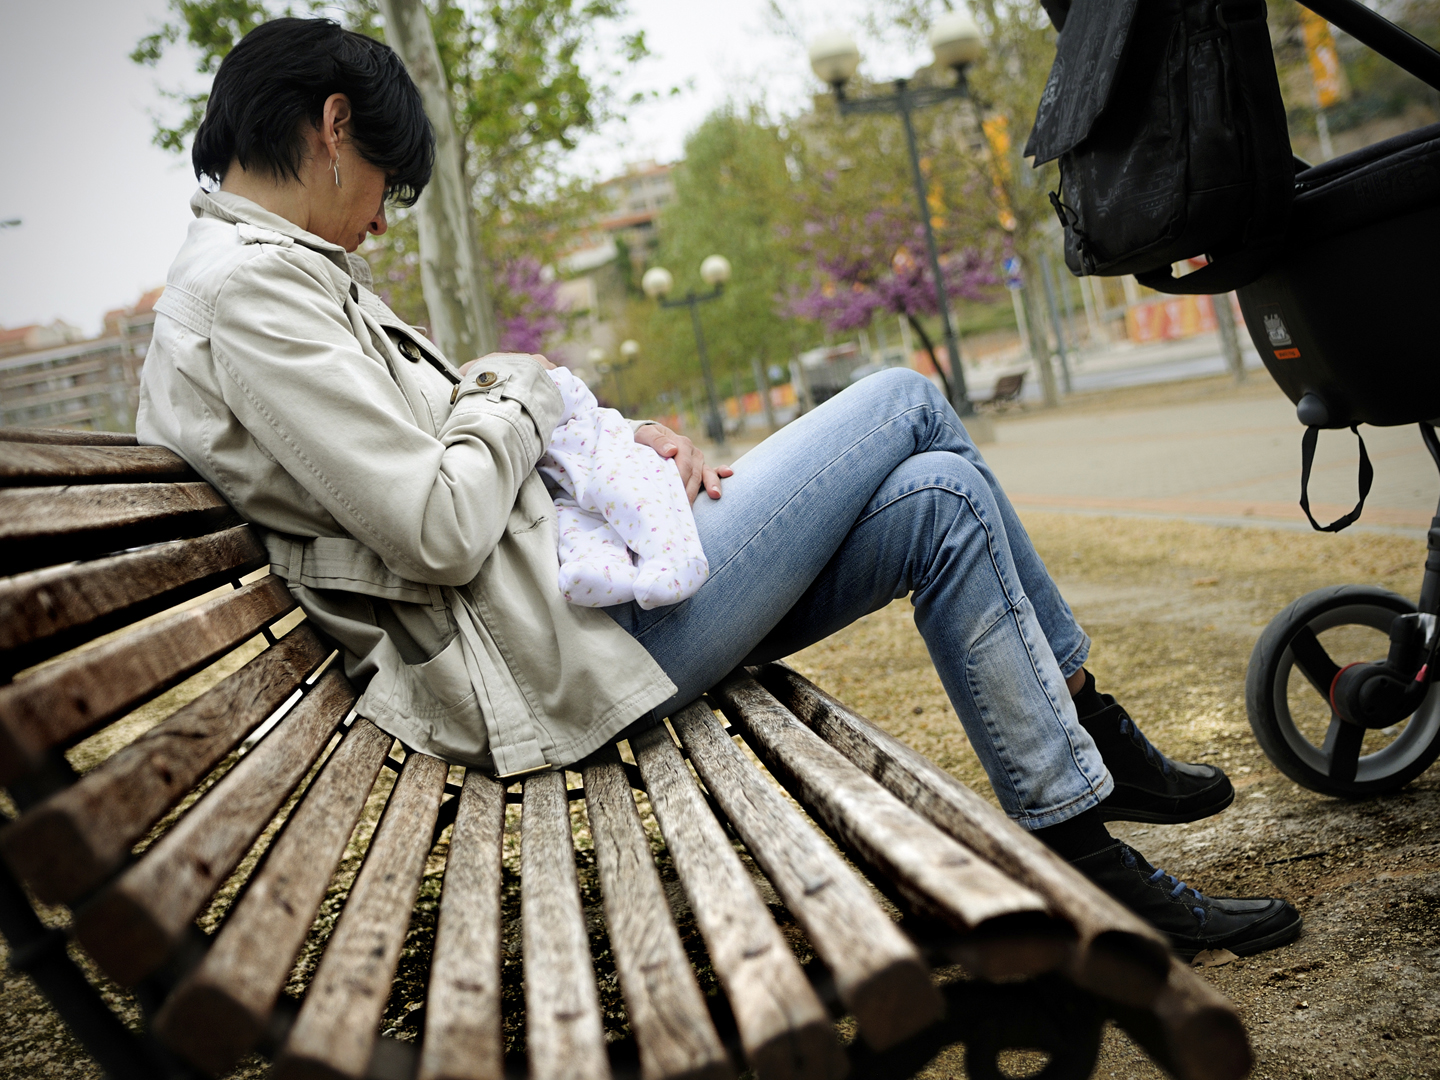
top-left (192, 18), bottom-right (434, 207)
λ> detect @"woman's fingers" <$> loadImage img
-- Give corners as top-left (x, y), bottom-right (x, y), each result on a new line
top-left (702, 465), bottom-right (734, 501)
top-left (632, 424), bottom-right (729, 502)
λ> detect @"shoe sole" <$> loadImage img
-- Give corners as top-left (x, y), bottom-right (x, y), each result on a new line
top-left (1096, 785), bottom-right (1236, 826)
top-left (1171, 908), bottom-right (1304, 962)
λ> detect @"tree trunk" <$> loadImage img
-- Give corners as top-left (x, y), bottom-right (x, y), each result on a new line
top-left (1214, 292), bottom-right (1246, 383)
top-left (378, 0), bottom-right (498, 362)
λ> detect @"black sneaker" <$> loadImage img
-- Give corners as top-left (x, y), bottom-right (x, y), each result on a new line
top-left (1077, 691), bottom-right (1234, 824)
top-left (1072, 842), bottom-right (1302, 961)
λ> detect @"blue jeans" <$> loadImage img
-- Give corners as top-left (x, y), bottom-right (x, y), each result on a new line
top-left (603, 368), bottom-right (1112, 829)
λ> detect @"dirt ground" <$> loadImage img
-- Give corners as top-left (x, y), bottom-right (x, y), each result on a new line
top-left (2, 467), bottom-right (1438, 1079)
top-left (790, 512), bottom-right (1440, 1080)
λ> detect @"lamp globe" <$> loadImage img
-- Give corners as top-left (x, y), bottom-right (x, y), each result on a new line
top-left (808, 30), bottom-right (860, 86)
top-left (928, 7), bottom-right (984, 70)
top-left (642, 266), bottom-right (674, 299)
top-left (700, 254), bottom-right (732, 287)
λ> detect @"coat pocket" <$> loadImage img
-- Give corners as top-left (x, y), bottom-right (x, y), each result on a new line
top-left (411, 633), bottom-right (478, 712)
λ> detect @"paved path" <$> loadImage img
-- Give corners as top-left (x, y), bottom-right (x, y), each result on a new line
top-left (982, 381), bottom-right (1437, 534)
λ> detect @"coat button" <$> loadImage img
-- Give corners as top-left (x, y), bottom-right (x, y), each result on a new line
top-left (398, 339), bottom-right (422, 361)
top-left (476, 371), bottom-right (498, 387)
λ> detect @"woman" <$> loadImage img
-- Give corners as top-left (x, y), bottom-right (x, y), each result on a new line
top-left (138, 16), bottom-right (1300, 961)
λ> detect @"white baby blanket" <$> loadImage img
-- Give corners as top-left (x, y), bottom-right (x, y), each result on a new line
top-left (538, 367), bottom-right (708, 609)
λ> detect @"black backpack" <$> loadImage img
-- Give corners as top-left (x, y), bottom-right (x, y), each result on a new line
top-left (1025, 0), bottom-right (1294, 295)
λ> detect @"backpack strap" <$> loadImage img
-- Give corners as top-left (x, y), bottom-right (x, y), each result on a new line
top-left (1299, 424), bottom-right (1373, 532)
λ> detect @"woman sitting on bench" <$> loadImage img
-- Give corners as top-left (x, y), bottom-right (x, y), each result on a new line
top-left (137, 16), bottom-right (1301, 962)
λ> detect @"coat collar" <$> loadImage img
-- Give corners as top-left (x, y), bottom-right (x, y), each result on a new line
top-left (190, 188), bottom-right (354, 275)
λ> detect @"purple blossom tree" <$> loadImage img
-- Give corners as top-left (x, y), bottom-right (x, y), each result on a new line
top-left (496, 256), bottom-right (566, 354)
top-left (782, 184), bottom-right (1000, 403)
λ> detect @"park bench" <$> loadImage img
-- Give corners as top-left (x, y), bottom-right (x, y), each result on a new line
top-left (0, 426), bottom-right (1252, 1080)
top-left (978, 373), bottom-right (1027, 411)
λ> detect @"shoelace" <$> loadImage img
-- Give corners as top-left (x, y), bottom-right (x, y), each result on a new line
top-left (1117, 712), bottom-right (1175, 778)
top-left (1123, 846), bottom-right (1209, 926)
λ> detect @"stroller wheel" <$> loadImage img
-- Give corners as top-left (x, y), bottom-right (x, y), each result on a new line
top-left (1247, 585), bottom-right (1440, 797)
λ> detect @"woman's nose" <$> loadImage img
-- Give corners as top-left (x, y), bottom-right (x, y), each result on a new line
top-left (369, 207), bottom-right (388, 237)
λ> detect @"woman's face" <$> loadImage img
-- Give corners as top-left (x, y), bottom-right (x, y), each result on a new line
top-left (310, 132), bottom-right (389, 253)
top-left (305, 93), bottom-right (389, 252)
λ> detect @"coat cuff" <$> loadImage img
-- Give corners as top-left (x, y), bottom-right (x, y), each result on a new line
top-left (450, 354), bottom-right (564, 435)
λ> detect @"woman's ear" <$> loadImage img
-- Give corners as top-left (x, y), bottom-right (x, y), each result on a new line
top-left (319, 93), bottom-right (354, 164)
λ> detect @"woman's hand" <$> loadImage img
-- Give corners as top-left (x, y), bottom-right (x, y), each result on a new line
top-left (460, 352), bottom-right (556, 374)
top-left (634, 423), bottom-right (732, 503)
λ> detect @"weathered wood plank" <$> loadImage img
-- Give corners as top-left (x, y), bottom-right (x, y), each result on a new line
top-left (581, 745), bottom-right (733, 1080)
top-left (72, 666), bottom-right (354, 986)
top-left (0, 428), bottom-right (138, 446)
top-left (754, 663), bottom-right (1174, 1008)
top-left (1111, 958), bottom-right (1254, 1080)
top-left (0, 443), bottom-right (196, 486)
top-left (419, 769), bottom-right (507, 1080)
top-left (152, 718), bottom-right (393, 1075)
top-left (0, 623), bottom-right (329, 905)
top-left (522, 769), bottom-right (611, 1080)
top-left (274, 750), bottom-right (448, 1080)
top-left (0, 482), bottom-right (240, 575)
top-left (0, 524), bottom-right (267, 676)
top-left (0, 575), bottom-right (296, 787)
top-left (712, 673), bottom-right (1072, 983)
top-left (630, 724), bottom-right (846, 1080)
top-left (669, 700), bottom-right (940, 1052)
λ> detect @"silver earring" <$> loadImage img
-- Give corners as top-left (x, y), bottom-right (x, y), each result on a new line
top-left (332, 158), bottom-right (341, 187)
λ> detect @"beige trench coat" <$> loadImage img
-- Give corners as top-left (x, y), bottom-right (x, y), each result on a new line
top-left (138, 190), bottom-right (675, 775)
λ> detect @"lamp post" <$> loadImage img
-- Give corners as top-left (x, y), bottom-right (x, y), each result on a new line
top-left (643, 256), bottom-right (731, 446)
top-left (808, 9), bottom-right (984, 417)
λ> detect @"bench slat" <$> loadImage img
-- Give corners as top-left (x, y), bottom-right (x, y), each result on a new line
top-left (755, 663), bottom-right (1175, 1007)
top-left (0, 428), bottom-right (138, 446)
top-left (153, 718), bottom-right (393, 1076)
top-left (630, 725), bottom-right (846, 1080)
top-left (713, 673), bottom-right (1073, 982)
top-left (419, 769), bottom-right (508, 1080)
top-left (0, 623), bottom-right (330, 905)
top-left (0, 574), bottom-right (297, 786)
top-left (0, 443), bottom-right (197, 486)
top-left (0, 482), bottom-right (241, 575)
top-left (273, 750), bottom-right (448, 1080)
top-left (0, 524), bottom-right (267, 677)
top-left (669, 701), bottom-right (941, 1052)
top-left (582, 746), bottom-right (733, 1080)
top-left (73, 666), bottom-right (354, 986)
top-left (522, 769), bottom-right (611, 1080)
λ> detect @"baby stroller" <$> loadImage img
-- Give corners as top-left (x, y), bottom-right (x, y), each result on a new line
top-left (1030, 0), bottom-right (1440, 797)
top-left (1227, 2), bottom-right (1440, 798)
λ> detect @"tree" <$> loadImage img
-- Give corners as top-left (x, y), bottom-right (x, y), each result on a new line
top-left (379, 0), bottom-right (498, 361)
top-left (133, 0), bottom-right (642, 360)
top-left (623, 108), bottom-right (809, 415)
top-left (781, 84), bottom-right (1002, 401)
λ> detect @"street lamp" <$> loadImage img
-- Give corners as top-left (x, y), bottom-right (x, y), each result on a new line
top-left (643, 256), bottom-right (731, 445)
top-left (807, 7), bottom-right (984, 417)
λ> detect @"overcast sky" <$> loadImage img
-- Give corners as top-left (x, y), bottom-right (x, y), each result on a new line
top-left (0, 0), bottom-right (923, 335)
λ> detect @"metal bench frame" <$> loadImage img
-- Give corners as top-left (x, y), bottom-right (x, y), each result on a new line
top-left (0, 428), bottom-right (1251, 1080)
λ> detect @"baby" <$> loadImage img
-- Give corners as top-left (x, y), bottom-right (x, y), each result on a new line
top-left (538, 366), bottom-right (709, 610)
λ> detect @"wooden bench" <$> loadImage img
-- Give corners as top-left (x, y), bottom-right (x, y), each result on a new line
top-left (0, 427), bottom-right (1253, 1080)
top-left (978, 372), bottom-right (1027, 411)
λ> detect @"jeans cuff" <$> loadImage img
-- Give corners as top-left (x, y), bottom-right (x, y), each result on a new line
top-left (1010, 769), bottom-right (1114, 831)
top-left (1053, 632), bottom-right (1092, 681)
